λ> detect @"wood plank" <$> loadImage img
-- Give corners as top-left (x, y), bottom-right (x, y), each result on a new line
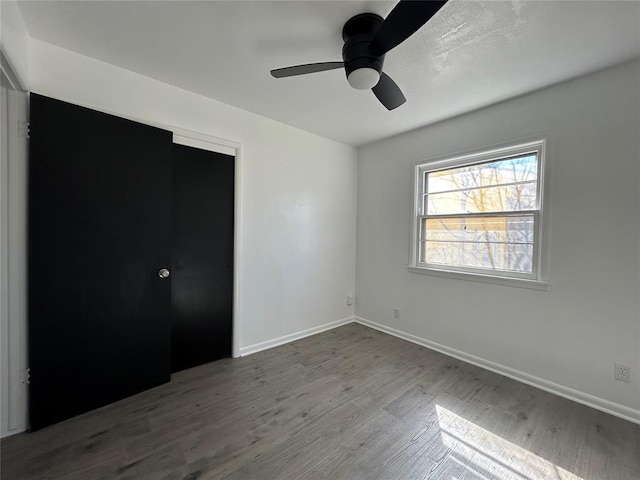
top-left (2, 323), bottom-right (639, 479)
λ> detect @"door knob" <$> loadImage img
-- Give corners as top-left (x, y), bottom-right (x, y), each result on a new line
top-left (158, 268), bottom-right (170, 279)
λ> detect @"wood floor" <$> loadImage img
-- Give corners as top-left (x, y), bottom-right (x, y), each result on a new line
top-left (2, 323), bottom-right (639, 479)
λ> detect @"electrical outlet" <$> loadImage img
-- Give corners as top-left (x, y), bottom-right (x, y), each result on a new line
top-left (393, 307), bottom-right (400, 319)
top-left (346, 293), bottom-right (354, 306)
top-left (615, 363), bottom-right (630, 383)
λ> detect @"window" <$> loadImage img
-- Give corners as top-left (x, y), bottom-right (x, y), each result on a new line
top-left (411, 140), bottom-right (546, 285)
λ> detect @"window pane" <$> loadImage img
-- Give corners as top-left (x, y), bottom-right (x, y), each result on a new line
top-left (426, 181), bottom-right (537, 215)
top-left (427, 154), bottom-right (537, 194)
top-left (420, 215), bottom-right (534, 273)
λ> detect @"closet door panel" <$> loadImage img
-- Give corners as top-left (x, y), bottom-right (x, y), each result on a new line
top-left (171, 144), bottom-right (234, 372)
top-left (28, 94), bottom-right (173, 430)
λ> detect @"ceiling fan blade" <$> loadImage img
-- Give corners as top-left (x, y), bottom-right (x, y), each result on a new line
top-left (369, 0), bottom-right (448, 56)
top-left (372, 72), bottom-right (406, 110)
top-left (270, 62), bottom-right (344, 78)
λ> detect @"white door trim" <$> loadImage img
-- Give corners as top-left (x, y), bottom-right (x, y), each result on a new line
top-left (1, 51), bottom-right (29, 437)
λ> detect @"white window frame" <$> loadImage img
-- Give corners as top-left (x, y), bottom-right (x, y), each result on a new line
top-left (409, 139), bottom-right (550, 290)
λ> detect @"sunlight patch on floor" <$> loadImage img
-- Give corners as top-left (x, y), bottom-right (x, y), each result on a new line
top-left (435, 405), bottom-right (584, 480)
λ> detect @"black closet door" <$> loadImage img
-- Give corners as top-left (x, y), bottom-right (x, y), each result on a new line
top-left (28, 94), bottom-right (173, 430)
top-left (171, 144), bottom-right (234, 372)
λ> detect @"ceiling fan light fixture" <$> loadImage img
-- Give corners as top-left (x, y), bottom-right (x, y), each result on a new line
top-left (270, 1), bottom-right (450, 109)
top-left (347, 67), bottom-right (381, 90)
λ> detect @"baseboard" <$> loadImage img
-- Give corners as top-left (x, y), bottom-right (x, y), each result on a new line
top-left (355, 316), bottom-right (640, 425)
top-left (239, 316), bottom-right (355, 357)
top-left (237, 314), bottom-right (640, 424)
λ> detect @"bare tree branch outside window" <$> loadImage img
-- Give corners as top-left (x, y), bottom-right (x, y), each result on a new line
top-left (417, 147), bottom-right (541, 277)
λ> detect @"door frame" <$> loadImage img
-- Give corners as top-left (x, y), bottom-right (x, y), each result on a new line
top-left (1, 50), bottom-right (29, 437)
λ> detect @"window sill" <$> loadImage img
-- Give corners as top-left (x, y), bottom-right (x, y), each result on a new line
top-left (407, 266), bottom-right (550, 291)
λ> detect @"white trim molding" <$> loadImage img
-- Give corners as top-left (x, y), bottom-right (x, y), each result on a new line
top-left (172, 132), bottom-right (236, 157)
top-left (354, 316), bottom-right (640, 425)
top-left (0, 51), bottom-right (25, 92)
top-left (407, 266), bottom-right (550, 291)
top-left (239, 316), bottom-right (355, 357)
top-left (1, 86), bottom-right (29, 437)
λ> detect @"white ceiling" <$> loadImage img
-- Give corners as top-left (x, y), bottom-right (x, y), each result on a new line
top-left (17, 0), bottom-right (640, 146)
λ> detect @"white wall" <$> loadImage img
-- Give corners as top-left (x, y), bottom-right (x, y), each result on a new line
top-left (356, 60), bottom-right (640, 422)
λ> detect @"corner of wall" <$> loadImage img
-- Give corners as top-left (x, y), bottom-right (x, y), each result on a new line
top-left (0, 0), bottom-right (31, 90)
top-left (355, 316), bottom-right (640, 425)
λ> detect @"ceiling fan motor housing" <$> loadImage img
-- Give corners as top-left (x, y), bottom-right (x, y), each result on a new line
top-left (342, 13), bottom-right (385, 88)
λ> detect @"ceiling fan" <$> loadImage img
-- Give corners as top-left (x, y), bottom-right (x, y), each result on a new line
top-left (270, 0), bottom-right (448, 111)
